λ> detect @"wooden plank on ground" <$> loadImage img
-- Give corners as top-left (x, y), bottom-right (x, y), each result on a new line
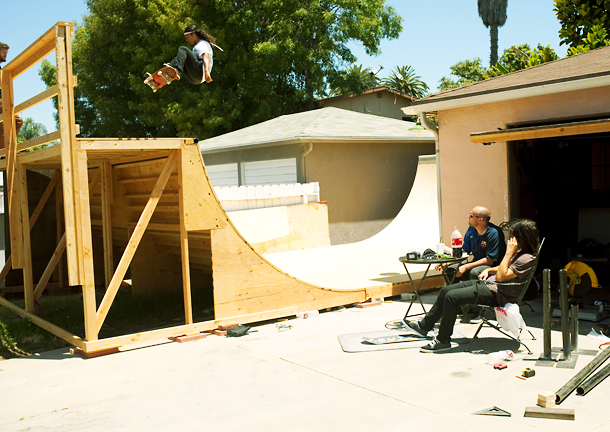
top-left (524, 406), bottom-right (575, 420)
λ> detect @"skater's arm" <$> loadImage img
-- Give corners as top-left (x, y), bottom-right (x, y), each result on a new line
top-left (203, 53), bottom-right (212, 83)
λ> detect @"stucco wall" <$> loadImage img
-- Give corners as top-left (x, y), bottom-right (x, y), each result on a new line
top-left (305, 140), bottom-right (434, 244)
top-left (437, 85), bottom-right (610, 242)
top-left (321, 92), bottom-right (413, 120)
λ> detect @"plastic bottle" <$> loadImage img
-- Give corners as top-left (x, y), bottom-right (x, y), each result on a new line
top-left (486, 350), bottom-right (514, 365)
top-left (451, 226), bottom-right (463, 258)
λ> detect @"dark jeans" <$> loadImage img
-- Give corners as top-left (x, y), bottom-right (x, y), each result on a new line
top-left (419, 280), bottom-right (499, 344)
top-left (170, 46), bottom-right (203, 84)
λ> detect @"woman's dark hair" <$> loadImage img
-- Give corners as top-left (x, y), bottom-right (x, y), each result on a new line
top-left (500, 218), bottom-right (540, 255)
top-left (184, 25), bottom-right (216, 45)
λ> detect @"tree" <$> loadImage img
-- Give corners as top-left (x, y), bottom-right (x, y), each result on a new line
top-left (554, 0), bottom-right (610, 47)
top-left (486, 44), bottom-right (559, 77)
top-left (40, 0), bottom-right (402, 139)
top-left (381, 65), bottom-right (429, 98)
top-left (437, 58), bottom-right (487, 91)
top-left (567, 24), bottom-right (610, 55)
top-left (17, 118), bottom-right (47, 143)
top-left (330, 64), bottom-right (380, 96)
top-left (478, 0), bottom-right (508, 66)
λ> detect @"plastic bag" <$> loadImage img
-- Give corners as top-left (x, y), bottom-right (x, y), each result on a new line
top-left (494, 303), bottom-right (526, 337)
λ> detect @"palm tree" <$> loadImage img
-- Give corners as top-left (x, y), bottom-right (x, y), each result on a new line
top-left (329, 64), bottom-right (380, 96)
top-left (17, 118), bottom-right (47, 143)
top-left (478, 0), bottom-right (508, 67)
top-left (381, 66), bottom-right (429, 99)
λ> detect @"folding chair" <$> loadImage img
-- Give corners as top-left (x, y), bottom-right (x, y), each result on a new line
top-left (465, 238), bottom-right (544, 355)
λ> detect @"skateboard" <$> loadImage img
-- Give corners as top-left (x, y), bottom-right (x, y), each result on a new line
top-left (362, 334), bottom-right (428, 344)
top-left (144, 65), bottom-right (180, 92)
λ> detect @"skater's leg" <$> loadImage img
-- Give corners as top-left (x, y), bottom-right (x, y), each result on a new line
top-left (170, 46), bottom-right (203, 84)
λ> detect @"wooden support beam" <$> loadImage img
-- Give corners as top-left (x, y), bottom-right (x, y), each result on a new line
top-left (33, 234), bottom-right (66, 301)
top-left (18, 165), bottom-right (34, 313)
top-left (470, 118), bottom-right (610, 144)
top-left (56, 24), bottom-right (79, 286)
top-left (95, 150), bottom-right (178, 333)
top-left (0, 295), bottom-right (85, 350)
top-left (3, 68), bottom-right (22, 269)
top-left (79, 138), bottom-right (186, 151)
top-left (101, 162), bottom-right (114, 288)
top-left (178, 151), bottom-right (193, 325)
top-left (75, 151), bottom-right (98, 341)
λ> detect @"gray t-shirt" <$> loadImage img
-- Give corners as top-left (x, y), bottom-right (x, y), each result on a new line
top-left (487, 253), bottom-right (535, 305)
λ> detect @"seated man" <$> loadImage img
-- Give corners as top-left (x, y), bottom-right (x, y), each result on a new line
top-left (445, 206), bottom-right (506, 282)
top-left (406, 218), bottom-right (540, 353)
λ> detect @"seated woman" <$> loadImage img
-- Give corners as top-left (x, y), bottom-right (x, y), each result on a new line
top-left (405, 218), bottom-right (540, 353)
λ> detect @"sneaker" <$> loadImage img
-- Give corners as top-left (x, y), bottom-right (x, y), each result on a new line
top-left (403, 320), bottom-right (427, 337)
top-left (420, 338), bottom-right (452, 353)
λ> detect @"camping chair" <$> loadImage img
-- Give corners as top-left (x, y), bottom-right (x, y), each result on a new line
top-left (465, 238), bottom-right (545, 355)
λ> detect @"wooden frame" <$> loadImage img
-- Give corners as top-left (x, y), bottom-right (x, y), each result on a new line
top-left (0, 22), bottom-right (433, 354)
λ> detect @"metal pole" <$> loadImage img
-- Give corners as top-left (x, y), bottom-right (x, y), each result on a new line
top-left (577, 359), bottom-right (610, 396)
top-left (556, 346), bottom-right (610, 404)
top-left (559, 269), bottom-right (571, 361)
top-left (570, 304), bottom-right (579, 352)
top-left (542, 269), bottom-right (552, 359)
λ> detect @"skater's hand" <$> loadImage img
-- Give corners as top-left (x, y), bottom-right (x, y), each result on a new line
top-left (205, 73), bottom-right (213, 83)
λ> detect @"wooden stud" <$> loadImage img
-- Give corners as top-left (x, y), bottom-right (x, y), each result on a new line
top-left (75, 150), bottom-right (98, 341)
top-left (55, 23), bottom-right (79, 286)
top-left (17, 165), bottom-right (34, 313)
top-left (101, 161), bottom-right (114, 287)
top-left (178, 149), bottom-right (193, 324)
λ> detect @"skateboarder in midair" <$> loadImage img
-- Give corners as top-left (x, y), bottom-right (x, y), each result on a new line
top-left (169, 24), bottom-right (217, 84)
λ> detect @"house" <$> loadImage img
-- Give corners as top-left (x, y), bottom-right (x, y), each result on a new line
top-left (319, 86), bottom-right (416, 120)
top-left (199, 107), bottom-right (435, 244)
top-left (403, 46), bottom-right (610, 284)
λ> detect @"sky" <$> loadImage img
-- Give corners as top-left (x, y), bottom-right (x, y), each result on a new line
top-left (3, 0), bottom-right (568, 134)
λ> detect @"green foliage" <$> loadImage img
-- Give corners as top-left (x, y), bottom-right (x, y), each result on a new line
top-left (17, 118), bottom-right (47, 143)
top-left (477, 0), bottom-right (508, 66)
top-left (554, 0), bottom-right (610, 47)
top-left (40, 0), bottom-right (402, 139)
top-left (381, 65), bottom-right (429, 98)
top-left (486, 44), bottom-right (559, 77)
top-left (567, 24), bottom-right (610, 55)
top-left (437, 58), bottom-right (487, 91)
top-left (438, 43), bottom-right (559, 91)
top-left (330, 64), bottom-right (380, 96)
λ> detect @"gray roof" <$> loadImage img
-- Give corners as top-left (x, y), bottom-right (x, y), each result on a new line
top-left (200, 107), bottom-right (434, 153)
top-left (413, 45), bottom-right (610, 106)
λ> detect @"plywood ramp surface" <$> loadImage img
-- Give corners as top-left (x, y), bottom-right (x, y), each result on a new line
top-left (261, 156), bottom-right (440, 289)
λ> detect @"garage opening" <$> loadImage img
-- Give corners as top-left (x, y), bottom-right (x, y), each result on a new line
top-left (510, 133), bottom-right (610, 289)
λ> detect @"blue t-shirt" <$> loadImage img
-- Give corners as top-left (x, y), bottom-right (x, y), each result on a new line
top-left (462, 222), bottom-right (505, 265)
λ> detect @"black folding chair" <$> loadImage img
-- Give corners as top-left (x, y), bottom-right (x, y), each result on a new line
top-left (465, 238), bottom-right (544, 355)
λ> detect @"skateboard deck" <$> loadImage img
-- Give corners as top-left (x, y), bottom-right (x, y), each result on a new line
top-left (362, 334), bottom-right (428, 344)
top-left (144, 65), bottom-right (180, 92)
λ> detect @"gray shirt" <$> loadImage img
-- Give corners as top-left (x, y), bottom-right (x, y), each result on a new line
top-left (487, 253), bottom-right (535, 305)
